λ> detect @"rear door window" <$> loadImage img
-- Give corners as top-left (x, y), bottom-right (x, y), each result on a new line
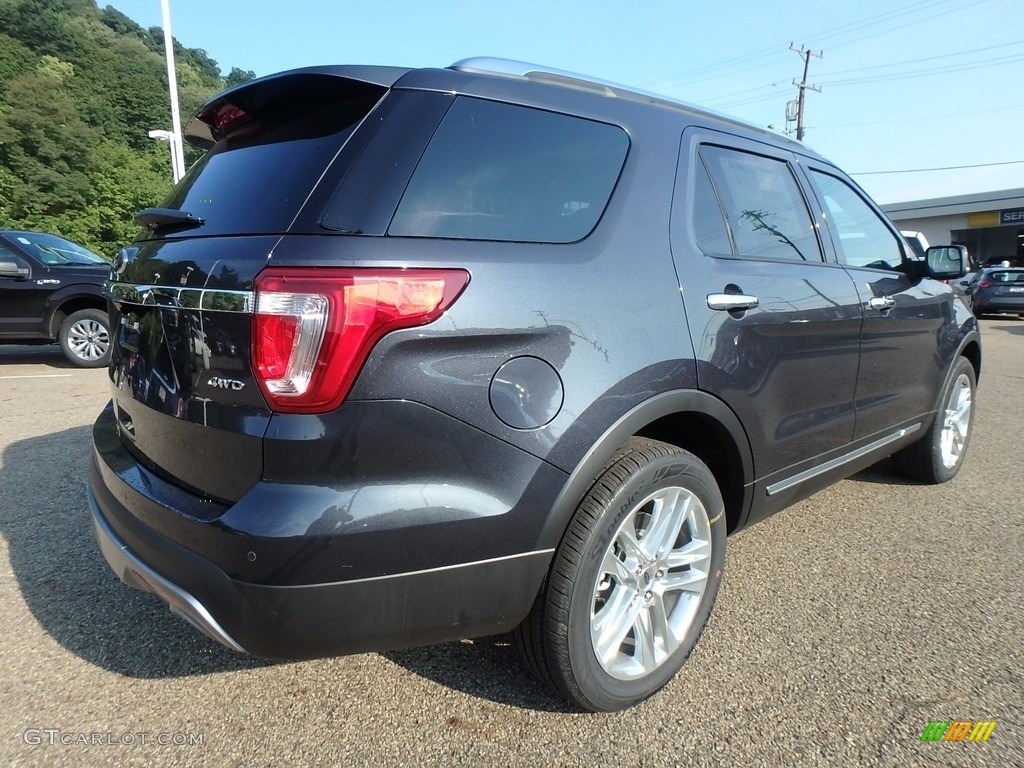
top-left (696, 145), bottom-right (822, 262)
top-left (388, 97), bottom-right (628, 243)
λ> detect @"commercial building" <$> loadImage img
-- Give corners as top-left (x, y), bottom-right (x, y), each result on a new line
top-left (882, 187), bottom-right (1024, 268)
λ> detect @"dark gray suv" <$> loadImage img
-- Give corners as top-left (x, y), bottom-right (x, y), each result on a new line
top-left (87, 58), bottom-right (979, 712)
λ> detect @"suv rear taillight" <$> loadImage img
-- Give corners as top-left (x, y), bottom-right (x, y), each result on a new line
top-left (976, 279), bottom-right (993, 290)
top-left (253, 268), bottom-right (469, 413)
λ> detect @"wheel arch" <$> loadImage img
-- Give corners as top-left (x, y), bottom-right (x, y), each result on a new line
top-left (928, 331), bottom-right (981, 418)
top-left (538, 390), bottom-right (754, 551)
top-left (47, 292), bottom-right (108, 338)
top-left (960, 336), bottom-right (981, 384)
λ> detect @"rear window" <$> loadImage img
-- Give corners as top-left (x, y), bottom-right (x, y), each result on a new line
top-left (388, 98), bottom-right (629, 243)
top-left (988, 270), bottom-right (1024, 282)
top-left (145, 79), bottom-right (386, 239)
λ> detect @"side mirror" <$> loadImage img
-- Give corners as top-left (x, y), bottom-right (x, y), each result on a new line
top-left (0, 260), bottom-right (30, 280)
top-left (924, 245), bottom-right (967, 280)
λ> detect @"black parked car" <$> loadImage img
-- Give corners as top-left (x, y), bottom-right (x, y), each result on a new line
top-left (87, 59), bottom-right (980, 712)
top-left (0, 230), bottom-right (111, 367)
top-left (968, 266), bottom-right (1024, 318)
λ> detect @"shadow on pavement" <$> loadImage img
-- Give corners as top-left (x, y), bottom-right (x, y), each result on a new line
top-left (2, 424), bottom-right (559, 704)
top-left (846, 457), bottom-right (921, 487)
top-left (0, 344), bottom-right (79, 369)
top-left (980, 317), bottom-right (1024, 336)
top-left (383, 638), bottom-right (576, 712)
top-left (0, 424), bottom-right (276, 678)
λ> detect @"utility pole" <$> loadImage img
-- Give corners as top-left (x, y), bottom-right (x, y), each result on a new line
top-left (790, 43), bottom-right (822, 142)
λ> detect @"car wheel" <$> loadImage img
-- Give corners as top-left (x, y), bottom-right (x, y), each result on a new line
top-left (59, 308), bottom-right (111, 368)
top-left (513, 438), bottom-right (726, 711)
top-left (892, 356), bottom-right (975, 484)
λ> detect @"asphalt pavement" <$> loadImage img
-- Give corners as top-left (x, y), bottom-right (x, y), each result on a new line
top-left (0, 321), bottom-right (1021, 768)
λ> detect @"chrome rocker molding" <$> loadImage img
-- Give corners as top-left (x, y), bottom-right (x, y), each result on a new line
top-left (88, 488), bottom-right (248, 653)
top-left (765, 423), bottom-right (922, 497)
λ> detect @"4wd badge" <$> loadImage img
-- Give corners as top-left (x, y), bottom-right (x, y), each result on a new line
top-left (208, 377), bottom-right (245, 391)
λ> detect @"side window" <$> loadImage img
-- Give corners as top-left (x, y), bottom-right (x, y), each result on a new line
top-left (692, 157), bottom-right (732, 255)
top-left (697, 145), bottom-right (822, 262)
top-left (808, 170), bottom-right (903, 270)
top-left (389, 98), bottom-right (628, 243)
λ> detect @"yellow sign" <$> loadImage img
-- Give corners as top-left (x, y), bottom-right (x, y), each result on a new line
top-left (967, 212), bottom-right (1000, 227)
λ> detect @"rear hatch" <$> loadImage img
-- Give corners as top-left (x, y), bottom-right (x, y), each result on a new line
top-left (979, 269), bottom-right (1024, 300)
top-left (105, 67), bottom-right (405, 505)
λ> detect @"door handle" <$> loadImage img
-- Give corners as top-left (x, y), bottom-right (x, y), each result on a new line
top-left (867, 296), bottom-right (896, 311)
top-left (707, 293), bottom-right (759, 311)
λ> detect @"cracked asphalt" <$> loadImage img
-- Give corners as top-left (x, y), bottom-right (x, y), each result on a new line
top-left (0, 319), bottom-right (1021, 767)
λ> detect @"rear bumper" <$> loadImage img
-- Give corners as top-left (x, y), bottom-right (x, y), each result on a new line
top-left (973, 296), bottom-right (1024, 314)
top-left (87, 400), bottom-right (564, 659)
top-left (89, 494), bottom-right (247, 652)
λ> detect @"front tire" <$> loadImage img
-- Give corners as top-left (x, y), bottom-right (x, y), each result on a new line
top-left (892, 356), bottom-right (976, 483)
top-left (59, 308), bottom-right (111, 368)
top-left (514, 438), bottom-right (726, 711)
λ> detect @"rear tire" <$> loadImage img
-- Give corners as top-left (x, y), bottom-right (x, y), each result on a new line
top-left (59, 308), bottom-right (111, 368)
top-left (513, 438), bottom-right (726, 711)
top-left (892, 357), bottom-right (975, 484)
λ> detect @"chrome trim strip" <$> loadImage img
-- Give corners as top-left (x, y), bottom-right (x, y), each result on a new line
top-left (243, 549), bottom-right (557, 590)
top-left (765, 424), bottom-right (922, 497)
top-left (88, 490), bottom-right (247, 653)
top-left (104, 283), bottom-right (253, 313)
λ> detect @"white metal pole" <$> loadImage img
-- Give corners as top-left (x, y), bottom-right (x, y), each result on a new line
top-left (160, 0), bottom-right (186, 183)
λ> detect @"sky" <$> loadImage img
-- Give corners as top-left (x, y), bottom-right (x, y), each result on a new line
top-left (119, 0), bottom-right (1023, 204)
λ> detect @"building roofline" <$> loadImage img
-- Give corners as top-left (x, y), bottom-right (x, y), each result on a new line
top-left (882, 187), bottom-right (1024, 217)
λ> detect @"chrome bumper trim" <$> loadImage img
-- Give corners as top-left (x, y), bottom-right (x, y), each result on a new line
top-left (88, 489), bottom-right (247, 654)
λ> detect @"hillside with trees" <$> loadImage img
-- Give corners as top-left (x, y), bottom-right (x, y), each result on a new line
top-left (0, 0), bottom-right (254, 256)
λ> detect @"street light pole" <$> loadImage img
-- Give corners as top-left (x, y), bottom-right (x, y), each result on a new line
top-left (160, 0), bottom-right (186, 183)
top-left (147, 129), bottom-right (178, 181)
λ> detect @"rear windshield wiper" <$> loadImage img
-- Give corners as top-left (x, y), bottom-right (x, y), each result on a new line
top-left (135, 207), bottom-right (206, 232)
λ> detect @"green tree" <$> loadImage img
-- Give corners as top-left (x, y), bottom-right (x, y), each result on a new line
top-left (225, 67), bottom-right (257, 88)
top-left (0, 69), bottom-right (95, 224)
top-left (0, 33), bottom-right (36, 87)
top-left (0, 0), bottom-right (249, 253)
top-left (49, 140), bottom-right (170, 254)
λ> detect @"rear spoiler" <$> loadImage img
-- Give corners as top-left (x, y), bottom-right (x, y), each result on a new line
top-left (185, 65), bottom-right (411, 149)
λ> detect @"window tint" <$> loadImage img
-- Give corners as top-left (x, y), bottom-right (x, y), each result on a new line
top-left (809, 171), bottom-right (903, 270)
top-left (692, 157), bottom-right (732, 255)
top-left (698, 146), bottom-right (821, 262)
top-left (150, 79), bottom-right (386, 240)
top-left (989, 270), bottom-right (1024, 282)
top-left (389, 98), bottom-right (628, 243)
top-left (0, 242), bottom-right (21, 263)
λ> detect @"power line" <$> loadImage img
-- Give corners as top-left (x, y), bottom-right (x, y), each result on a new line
top-left (701, 39), bottom-right (1023, 107)
top-left (852, 159), bottom-right (1024, 176)
top-left (821, 52), bottom-right (1024, 87)
top-left (803, 0), bottom-right (991, 53)
top-left (707, 49), bottom-right (1022, 110)
top-left (639, 0), bottom-right (982, 90)
top-left (814, 102), bottom-right (1024, 129)
top-left (814, 38), bottom-right (1024, 78)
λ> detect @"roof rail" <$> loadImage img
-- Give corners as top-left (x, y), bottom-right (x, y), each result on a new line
top-left (449, 57), bottom-right (701, 114)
